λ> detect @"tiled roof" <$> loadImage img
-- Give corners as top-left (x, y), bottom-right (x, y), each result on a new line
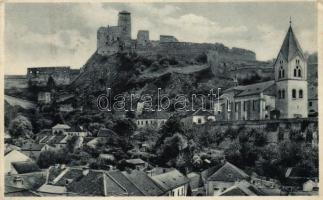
top-left (122, 170), bottom-right (165, 196)
top-left (107, 171), bottom-right (144, 196)
top-left (11, 161), bottom-right (41, 174)
top-left (126, 158), bottom-right (146, 165)
top-left (152, 169), bottom-right (189, 192)
top-left (66, 170), bottom-right (128, 196)
top-left (235, 81), bottom-right (275, 97)
top-left (21, 143), bottom-right (46, 151)
top-left (207, 162), bottom-right (249, 182)
top-left (200, 165), bottom-right (220, 181)
top-left (219, 181), bottom-right (265, 196)
top-left (278, 25), bottom-right (305, 62)
top-left (52, 124), bottom-right (71, 129)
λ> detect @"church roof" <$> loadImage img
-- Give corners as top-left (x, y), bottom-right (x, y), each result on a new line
top-left (278, 25), bottom-right (305, 62)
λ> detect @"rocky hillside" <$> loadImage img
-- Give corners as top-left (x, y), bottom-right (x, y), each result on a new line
top-left (69, 47), bottom-right (274, 109)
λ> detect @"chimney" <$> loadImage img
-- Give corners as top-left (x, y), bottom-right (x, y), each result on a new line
top-left (125, 167), bottom-right (132, 174)
top-left (82, 167), bottom-right (90, 176)
top-left (13, 176), bottom-right (24, 188)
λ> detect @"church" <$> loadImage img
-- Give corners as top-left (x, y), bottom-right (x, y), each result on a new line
top-left (218, 21), bottom-right (308, 120)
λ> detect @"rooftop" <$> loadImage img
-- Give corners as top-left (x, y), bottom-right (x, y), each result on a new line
top-left (207, 162), bottom-right (249, 182)
top-left (11, 161), bottom-right (41, 174)
top-left (151, 169), bottom-right (190, 192)
top-left (122, 170), bottom-right (165, 196)
top-left (52, 124), bottom-right (71, 130)
top-left (278, 25), bottom-right (305, 62)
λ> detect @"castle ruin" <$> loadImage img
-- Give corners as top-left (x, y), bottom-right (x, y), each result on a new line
top-left (97, 11), bottom-right (256, 61)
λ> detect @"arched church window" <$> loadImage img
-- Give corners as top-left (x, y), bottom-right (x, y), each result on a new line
top-left (299, 89), bottom-right (303, 98)
top-left (282, 90), bottom-right (285, 99)
top-left (292, 89), bottom-right (296, 99)
top-left (279, 66), bottom-right (284, 78)
top-left (278, 90), bottom-right (281, 99)
top-left (294, 68), bottom-right (297, 77)
top-left (298, 68), bottom-right (302, 77)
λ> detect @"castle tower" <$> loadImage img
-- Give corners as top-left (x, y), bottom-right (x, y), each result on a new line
top-left (118, 11), bottom-right (131, 41)
top-left (274, 20), bottom-right (308, 118)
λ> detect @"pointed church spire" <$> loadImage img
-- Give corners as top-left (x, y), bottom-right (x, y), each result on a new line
top-left (278, 20), bottom-right (304, 61)
top-left (289, 16), bottom-right (292, 26)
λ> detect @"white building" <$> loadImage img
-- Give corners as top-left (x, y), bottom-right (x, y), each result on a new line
top-left (136, 112), bottom-right (170, 129)
top-left (52, 124), bottom-right (71, 134)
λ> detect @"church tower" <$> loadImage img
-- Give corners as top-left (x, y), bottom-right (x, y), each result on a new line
top-left (274, 20), bottom-right (308, 118)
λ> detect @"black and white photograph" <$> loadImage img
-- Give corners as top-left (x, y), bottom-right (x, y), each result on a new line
top-left (2, 1), bottom-right (320, 197)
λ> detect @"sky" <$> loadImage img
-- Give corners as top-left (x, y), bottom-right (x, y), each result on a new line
top-left (4, 2), bottom-right (317, 75)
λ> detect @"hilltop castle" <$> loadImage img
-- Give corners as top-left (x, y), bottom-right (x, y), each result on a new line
top-left (97, 11), bottom-right (256, 61)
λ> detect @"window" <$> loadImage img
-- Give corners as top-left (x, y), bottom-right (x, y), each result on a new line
top-left (145, 121), bottom-right (148, 125)
top-left (294, 68), bottom-right (297, 77)
top-left (197, 118), bottom-right (202, 124)
top-left (253, 100), bottom-right (257, 111)
top-left (309, 101), bottom-right (313, 107)
top-left (299, 89), bottom-right (303, 98)
top-left (141, 121), bottom-right (143, 125)
top-left (282, 90), bottom-right (285, 99)
top-left (294, 66), bottom-right (302, 77)
top-left (292, 89), bottom-right (296, 98)
top-left (243, 101), bottom-right (246, 111)
top-left (278, 90), bottom-right (281, 99)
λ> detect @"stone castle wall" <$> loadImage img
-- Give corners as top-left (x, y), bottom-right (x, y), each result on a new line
top-left (132, 41), bottom-right (256, 61)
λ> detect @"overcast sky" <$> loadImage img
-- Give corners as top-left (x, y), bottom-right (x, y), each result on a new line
top-left (5, 2), bottom-right (317, 75)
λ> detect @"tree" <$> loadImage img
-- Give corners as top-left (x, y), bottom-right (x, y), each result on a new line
top-left (88, 122), bottom-right (105, 137)
top-left (66, 136), bottom-right (79, 152)
top-left (9, 115), bottom-right (33, 138)
top-left (157, 133), bottom-right (187, 165)
top-left (112, 119), bottom-right (136, 140)
top-left (37, 149), bottom-right (71, 168)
